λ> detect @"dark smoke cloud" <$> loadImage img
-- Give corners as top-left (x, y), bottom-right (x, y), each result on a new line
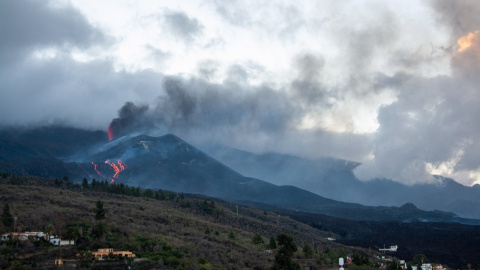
top-left (111, 77), bottom-right (295, 137)
top-left (107, 75), bottom-right (371, 161)
top-left (291, 54), bottom-right (328, 105)
top-left (430, 0), bottom-right (480, 38)
top-left (109, 102), bottom-right (150, 139)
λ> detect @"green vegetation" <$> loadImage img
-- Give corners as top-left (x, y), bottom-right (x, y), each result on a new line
top-left (412, 254), bottom-right (428, 265)
top-left (387, 261), bottom-right (402, 270)
top-left (272, 233), bottom-right (300, 270)
top-left (352, 252), bottom-right (370, 266)
top-left (252, 232), bottom-right (264, 245)
top-left (303, 244), bottom-right (313, 258)
top-left (1, 203), bottom-right (14, 230)
top-left (94, 200), bottom-right (105, 220)
top-left (269, 236), bottom-right (277, 249)
top-left (0, 175), bottom-right (382, 269)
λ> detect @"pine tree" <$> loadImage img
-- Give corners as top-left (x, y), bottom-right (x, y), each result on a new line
top-left (272, 234), bottom-right (300, 270)
top-left (95, 200), bottom-right (105, 220)
top-left (352, 252), bottom-right (362, 265)
top-left (303, 245), bottom-right (313, 258)
top-left (387, 261), bottom-right (402, 270)
top-left (82, 178), bottom-right (89, 189)
top-left (252, 232), bottom-right (264, 245)
top-left (1, 203), bottom-right (14, 230)
top-left (269, 236), bottom-right (277, 249)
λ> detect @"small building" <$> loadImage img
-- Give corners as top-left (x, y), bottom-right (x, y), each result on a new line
top-left (54, 259), bottom-right (76, 266)
top-left (412, 263), bottom-right (433, 270)
top-left (49, 235), bottom-right (75, 246)
top-left (91, 248), bottom-right (136, 260)
top-left (379, 245), bottom-right (398, 252)
top-left (1, 232), bottom-right (46, 241)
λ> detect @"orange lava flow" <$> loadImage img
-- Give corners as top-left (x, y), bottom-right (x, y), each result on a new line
top-left (118, 160), bottom-right (127, 171)
top-left (105, 160), bottom-right (121, 178)
top-left (91, 160), bottom-right (127, 184)
top-left (91, 162), bottom-right (106, 179)
top-left (105, 160), bottom-right (127, 183)
top-left (107, 124), bottom-right (114, 141)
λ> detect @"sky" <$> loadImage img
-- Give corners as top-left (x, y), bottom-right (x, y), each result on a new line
top-left (1, 0), bottom-right (479, 186)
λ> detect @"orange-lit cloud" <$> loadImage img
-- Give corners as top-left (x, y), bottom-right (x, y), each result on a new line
top-left (452, 30), bottom-right (480, 75)
top-left (457, 31), bottom-right (480, 52)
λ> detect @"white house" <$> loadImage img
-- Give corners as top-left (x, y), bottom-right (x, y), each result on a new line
top-left (379, 245), bottom-right (398, 252)
top-left (49, 235), bottom-right (75, 246)
top-left (1, 232), bottom-right (45, 241)
top-left (412, 263), bottom-right (433, 270)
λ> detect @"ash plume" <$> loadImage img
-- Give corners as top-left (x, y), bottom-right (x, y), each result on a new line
top-left (108, 102), bottom-right (150, 140)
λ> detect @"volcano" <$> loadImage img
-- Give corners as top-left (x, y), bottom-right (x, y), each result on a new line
top-left (1, 126), bottom-right (479, 224)
top-left (74, 133), bottom-right (480, 224)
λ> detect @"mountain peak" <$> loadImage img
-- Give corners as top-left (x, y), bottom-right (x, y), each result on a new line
top-left (400, 202), bottom-right (418, 211)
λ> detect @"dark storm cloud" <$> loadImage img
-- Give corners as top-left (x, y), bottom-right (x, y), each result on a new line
top-left (0, 54), bottom-right (164, 128)
top-left (290, 54), bottom-right (328, 105)
top-left (0, 0), bottom-right (163, 129)
top-left (430, 0), bottom-right (480, 38)
top-left (346, 17), bottom-right (397, 74)
top-left (226, 65), bottom-right (249, 82)
top-left (156, 77), bottom-right (295, 133)
top-left (163, 11), bottom-right (203, 42)
top-left (355, 35), bottom-right (480, 184)
top-left (0, 0), bottom-right (106, 64)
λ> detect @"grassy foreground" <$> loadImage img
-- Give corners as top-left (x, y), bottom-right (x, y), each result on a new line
top-left (0, 175), bottom-right (381, 269)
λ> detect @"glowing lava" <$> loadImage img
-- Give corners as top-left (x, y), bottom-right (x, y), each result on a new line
top-left (105, 160), bottom-right (127, 178)
top-left (91, 160), bottom-right (127, 184)
top-left (458, 31), bottom-right (479, 53)
top-left (91, 161), bottom-right (106, 179)
top-left (107, 124), bottom-right (114, 141)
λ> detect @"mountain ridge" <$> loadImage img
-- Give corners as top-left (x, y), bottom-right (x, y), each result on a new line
top-left (205, 144), bottom-right (480, 219)
top-left (1, 126), bottom-right (479, 224)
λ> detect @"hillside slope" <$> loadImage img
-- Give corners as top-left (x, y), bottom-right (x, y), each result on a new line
top-left (0, 175), bottom-right (372, 269)
top-left (77, 133), bottom-right (477, 224)
top-left (0, 127), bottom-right (478, 224)
top-left (206, 146), bottom-right (480, 219)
